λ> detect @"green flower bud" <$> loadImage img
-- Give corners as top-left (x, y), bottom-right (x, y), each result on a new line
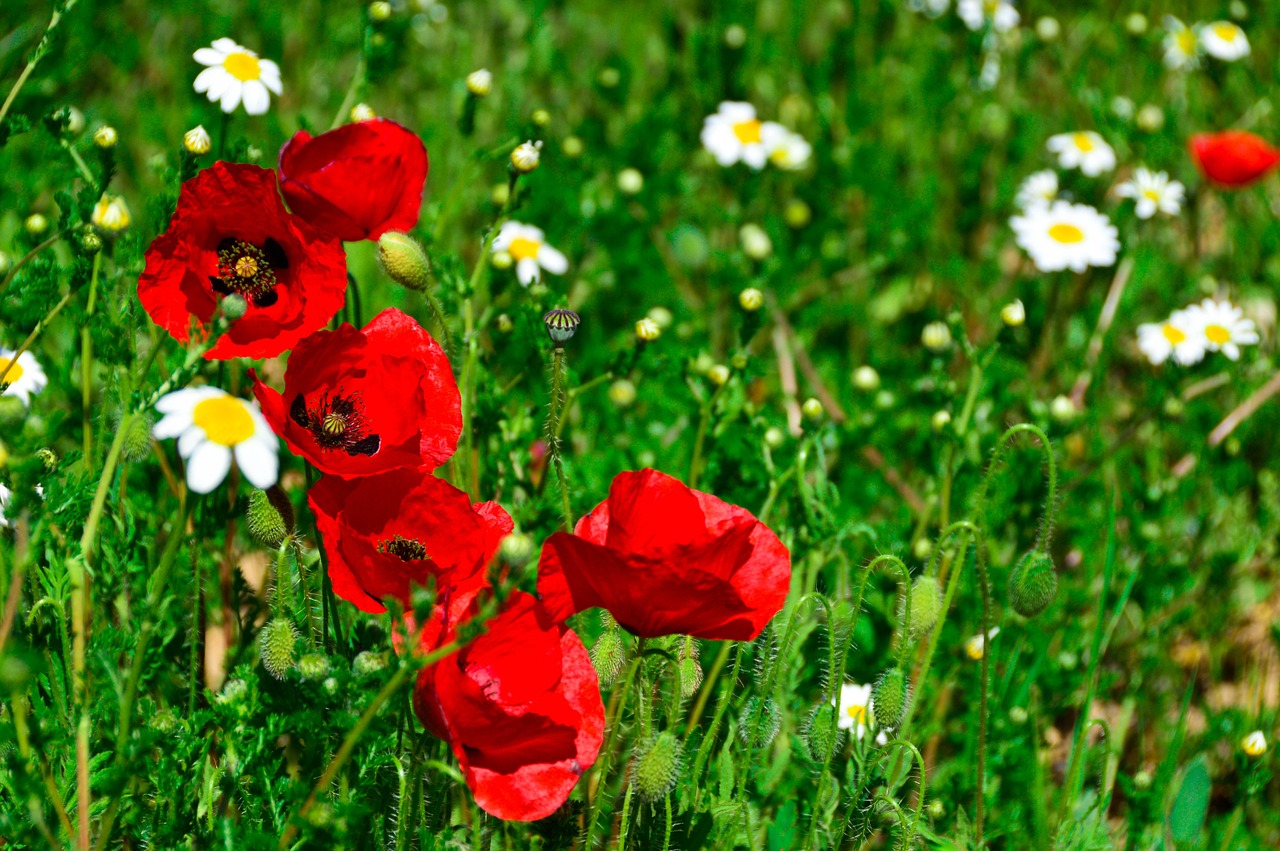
top-left (377, 231), bottom-right (433, 292)
top-left (590, 628), bottom-right (627, 685)
top-left (871, 668), bottom-right (909, 729)
top-left (677, 647), bottom-right (702, 699)
top-left (259, 618), bottom-right (298, 679)
top-left (353, 651), bottom-right (386, 678)
top-left (298, 653), bottom-right (331, 681)
top-left (803, 702), bottom-right (842, 764)
top-left (246, 487), bottom-right (294, 549)
top-left (736, 696), bottom-right (781, 747)
top-left (149, 707), bottom-right (180, 734)
top-left (121, 413), bottom-right (153, 461)
top-left (219, 294), bottom-right (248, 322)
top-left (36, 448), bottom-right (58, 471)
top-left (632, 732), bottom-right (682, 801)
top-left (908, 575), bottom-right (943, 637)
top-left (1009, 550), bottom-right (1058, 617)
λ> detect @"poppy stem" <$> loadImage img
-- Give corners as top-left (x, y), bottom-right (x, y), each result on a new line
top-left (81, 252), bottom-right (102, 463)
top-left (548, 347), bottom-right (575, 531)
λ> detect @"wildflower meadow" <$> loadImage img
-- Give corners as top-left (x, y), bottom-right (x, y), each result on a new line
top-left (4, 1), bottom-right (1280, 848)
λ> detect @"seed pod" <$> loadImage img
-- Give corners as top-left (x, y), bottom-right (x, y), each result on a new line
top-left (259, 618), bottom-right (298, 679)
top-left (590, 628), bottom-right (626, 685)
top-left (1009, 550), bottom-right (1058, 618)
top-left (871, 668), bottom-right (909, 729)
top-left (736, 696), bottom-right (781, 748)
top-left (908, 575), bottom-right (943, 637)
top-left (247, 487), bottom-right (293, 549)
top-left (632, 732), bottom-right (682, 801)
top-left (298, 653), bottom-right (331, 681)
top-left (803, 702), bottom-right (843, 764)
top-left (377, 231), bottom-right (432, 292)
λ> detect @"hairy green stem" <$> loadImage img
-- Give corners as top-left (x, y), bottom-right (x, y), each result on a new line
top-left (81, 253), bottom-right (101, 461)
top-left (548, 347), bottom-right (574, 531)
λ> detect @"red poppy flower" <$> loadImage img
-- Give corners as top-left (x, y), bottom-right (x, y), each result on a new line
top-left (137, 162), bottom-right (347, 360)
top-left (251, 308), bottom-right (460, 477)
top-left (1190, 131), bottom-right (1280, 188)
top-left (413, 588), bottom-right (604, 822)
top-left (278, 118), bottom-right (429, 242)
top-left (309, 469), bottom-right (512, 613)
top-left (537, 468), bottom-right (791, 641)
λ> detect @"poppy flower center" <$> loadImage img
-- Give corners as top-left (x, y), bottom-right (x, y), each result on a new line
top-left (377, 535), bottom-right (429, 562)
top-left (217, 239), bottom-right (276, 296)
top-left (0, 358), bottom-right (23, 384)
top-left (1162, 324), bottom-right (1186, 345)
top-left (732, 119), bottom-right (762, 145)
top-left (223, 52), bottom-right (262, 82)
top-left (1205, 324), bottom-right (1231, 344)
top-left (193, 396), bottom-right (254, 446)
top-left (1073, 133), bottom-right (1095, 152)
top-left (1047, 223), bottom-right (1085, 243)
top-left (290, 391), bottom-right (381, 457)
top-left (508, 236), bottom-right (541, 261)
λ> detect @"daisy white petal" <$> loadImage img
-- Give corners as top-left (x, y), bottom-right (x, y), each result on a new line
top-left (537, 245), bottom-right (569, 275)
top-left (234, 436), bottom-right (279, 490)
top-left (258, 60), bottom-right (283, 94)
top-left (193, 47), bottom-right (228, 66)
top-left (515, 257), bottom-right (541, 286)
top-left (186, 442), bottom-right (233, 494)
top-left (241, 80), bottom-right (271, 115)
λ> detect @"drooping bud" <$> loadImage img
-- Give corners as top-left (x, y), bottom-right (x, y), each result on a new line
top-left (908, 575), bottom-right (943, 637)
top-left (377, 231), bottom-right (432, 292)
top-left (543, 308), bottom-right (581, 344)
top-left (298, 653), bottom-right (331, 681)
top-left (246, 487), bottom-right (294, 549)
top-left (259, 618), bottom-right (298, 679)
top-left (737, 696), bottom-right (781, 747)
top-left (871, 668), bottom-right (909, 729)
top-left (121, 413), bottom-right (154, 461)
top-left (1008, 550), bottom-right (1058, 617)
top-left (510, 140), bottom-right (542, 173)
top-left (183, 125), bottom-right (212, 155)
top-left (803, 702), bottom-right (842, 763)
top-left (632, 732), bottom-right (682, 801)
top-left (590, 628), bottom-right (627, 685)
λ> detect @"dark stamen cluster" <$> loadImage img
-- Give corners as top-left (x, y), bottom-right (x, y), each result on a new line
top-left (216, 239), bottom-right (277, 297)
top-left (377, 535), bottom-right (429, 562)
top-left (290, 391), bottom-right (381, 457)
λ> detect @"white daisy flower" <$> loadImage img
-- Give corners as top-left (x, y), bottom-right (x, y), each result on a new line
top-left (0, 348), bottom-right (48, 407)
top-left (193, 38), bottom-right (283, 116)
top-left (763, 125), bottom-right (812, 171)
top-left (957, 0), bottom-right (1020, 33)
top-left (908, 0), bottom-right (950, 18)
top-left (1162, 17), bottom-right (1201, 70)
top-left (1115, 168), bottom-right (1185, 219)
top-left (1010, 201), bottom-right (1120, 273)
top-left (152, 387), bottom-right (279, 494)
top-left (964, 627), bottom-right (1000, 660)
top-left (0, 483), bottom-right (10, 528)
top-left (490, 221), bottom-right (568, 287)
top-left (700, 102), bottom-right (784, 170)
top-left (1193, 299), bottom-right (1259, 361)
top-left (834, 682), bottom-right (889, 744)
top-left (1015, 170), bottom-right (1058, 210)
top-left (91, 194), bottom-right (132, 233)
top-left (1137, 309), bottom-right (1206, 366)
top-left (1199, 21), bottom-right (1250, 62)
top-left (1047, 131), bottom-right (1116, 177)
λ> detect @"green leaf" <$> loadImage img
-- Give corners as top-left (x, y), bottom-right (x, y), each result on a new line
top-left (1167, 754), bottom-right (1210, 845)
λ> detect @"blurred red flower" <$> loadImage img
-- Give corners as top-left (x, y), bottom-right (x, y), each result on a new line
top-left (138, 162), bottom-right (347, 360)
top-left (251, 308), bottom-right (460, 477)
top-left (1190, 131), bottom-right (1280, 187)
top-left (537, 468), bottom-right (791, 640)
top-left (413, 588), bottom-right (604, 822)
top-left (278, 118), bottom-right (429, 241)
top-left (309, 469), bottom-right (511, 612)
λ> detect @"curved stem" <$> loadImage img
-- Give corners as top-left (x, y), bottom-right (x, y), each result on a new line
top-left (971, 423), bottom-right (1058, 550)
top-left (0, 231), bottom-right (64, 296)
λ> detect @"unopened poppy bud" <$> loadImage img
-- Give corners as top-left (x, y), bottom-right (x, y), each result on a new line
top-left (298, 653), bottom-right (331, 681)
top-left (368, 1), bottom-right (392, 22)
top-left (802, 397), bottom-right (824, 420)
top-left (0, 251), bottom-right (10, 277)
top-left (1001, 299), bottom-right (1026, 327)
top-left (1134, 769), bottom-right (1153, 789)
top-left (149, 707), bottom-right (180, 734)
top-left (353, 650), bottom-right (386, 678)
top-left (926, 799), bottom-right (945, 819)
top-left (1050, 394), bottom-right (1077, 423)
top-left (510, 140), bottom-right (542, 173)
top-left (1242, 731), bottom-right (1267, 757)
top-left (498, 532), bottom-right (535, 568)
top-left (1035, 17), bottom-right (1061, 41)
top-left (245, 144), bottom-right (263, 163)
top-left (25, 214), bottom-right (48, 236)
top-left (737, 696), bottom-right (781, 747)
top-left (739, 287), bottom-right (764, 312)
top-left (377, 231), bottom-right (432, 291)
top-left (466, 68), bottom-right (492, 97)
top-left (635, 317), bottom-right (661, 342)
top-left (931, 410), bottom-right (952, 432)
top-left (184, 125), bottom-right (212, 155)
top-left (633, 732), bottom-right (682, 801)
top-left (785, 199), bottom-right (812, 228)
top-left (490, 249), bottom-right (513, 270)
top-left (563, 135), bottom-right (584, 158)
top-left (246, 487), bottom-right (294, 548)
top-left (219, 294), bottom-right (248, 322)
top-left (739, 223), bottom-right (773, 260)
top-left (1009, 706), bottom-right (1029, 725)
top-left (616, 167), bottom-right (644, 195)
top-left (531, 109), bottom-right (551, 127)
top-left (724, 23), bottom-right (747, 48)
top-left (871, 668), bottom-right (909, 729)
top-left (803, 702), bottom-right (841, 763)
top-left (349, 103), bottom-right (376, 122)
top-left (852, 365), bottom-right (880, 392)
top-left (677, 648), bottom-right (702, 699)
top-left (121, 413), bottom-right (153, 461)
top-left (764, 427), bottom-right (784, 449)
top-left (922, 321), bottom-right (951, 352)
top-left (609, 378), bottom-right (637, 408)
top-left (1124, 12), bottom-right (1147, 35)
top-left (590, 628), bottom-right (627, 684)
top-left (1136, 104), bottom-right (1164, 133)
top-left (707, 364), bottom-right (730, 387)
top-left (259, 618), bottom-right (298, 679)
top-left (1009, 550), bottom-right (1058, 617)
top-left (496, 313), bottom-right (514, 334)
top-left (543, 308), bottom-right (581, 344)
top-left (93, 125), bottom-right (118, 149)
top-left (81, 232), bottom-right (103, 254)
top-left (908, 575), bottom-right (943, 636)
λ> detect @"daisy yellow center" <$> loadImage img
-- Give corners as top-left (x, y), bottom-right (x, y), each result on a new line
top-left (1073, 133), bottom-right (1095, 152)
top-left (1048, 223), bottom-right (1085, 243)
top-left (1213, 24), bottom-right (1238, 42)
top-left (732, 119), bottom-right (763, 145)
top-left (1142, 189), bottom-right (1161, 202)
top-left (1162, 324), bottom-right (1186, 345)
top-left (846, 704), bottom-right (868, 724)
top-left (508, 236), bottom-right (541, 261)
top-left (193, 396), bottom-right (254, 447)
top-left (0, 358), bottom-right (24, 383)
top-left (222, 52), bottom-right (262, 82)
top-left (1177, 31), bottom-right (1196, 53)
top-left (1205, 324), bottom-right (1231, 345)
